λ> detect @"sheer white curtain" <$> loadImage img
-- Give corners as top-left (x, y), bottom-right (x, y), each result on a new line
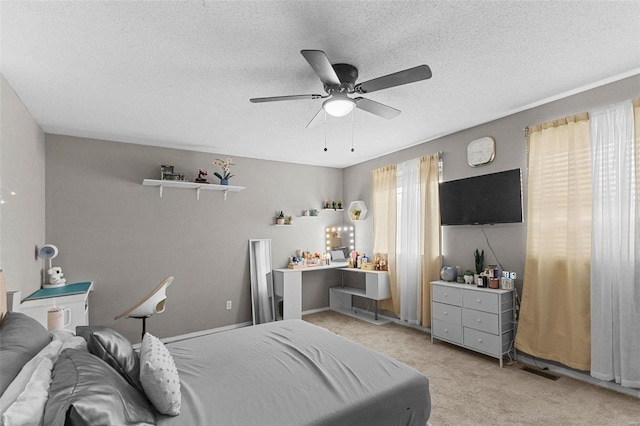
top-left (590, 100), bottom-right (640, 388)
top-left (397, 159), bottom-right (421, 324)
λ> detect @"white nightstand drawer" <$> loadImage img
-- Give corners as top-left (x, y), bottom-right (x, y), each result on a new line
top-left (432, 302), bottom-right (462, 325)
top-left (432, 319), bottom-right (463, 344)
top-left (432, 284), bottom-right (462, 306)
top-left (463, 290), bottom-right (499, 313)
top-left (463, 328), bottom-right (501, 357)
top-left (462, 308), bottom-right (499, 334)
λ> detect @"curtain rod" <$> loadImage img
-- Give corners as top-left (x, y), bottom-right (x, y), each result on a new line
top-left (370, 151), bottom-right (442, 173)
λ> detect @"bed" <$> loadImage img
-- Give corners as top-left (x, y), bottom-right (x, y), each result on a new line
top-left (0, 274), bottom-right (430, 425)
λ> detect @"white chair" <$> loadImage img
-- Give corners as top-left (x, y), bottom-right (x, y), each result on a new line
top-left (115, 276), bottom-right (174, 339)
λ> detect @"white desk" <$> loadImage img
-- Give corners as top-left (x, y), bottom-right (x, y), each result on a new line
top-left (330, 269), bottom-right (391, 325)
top-left (273, 263), bottom-right (347, 320)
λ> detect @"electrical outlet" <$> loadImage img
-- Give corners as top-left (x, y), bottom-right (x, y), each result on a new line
top-left (226, 300), bottom-right (232, 310)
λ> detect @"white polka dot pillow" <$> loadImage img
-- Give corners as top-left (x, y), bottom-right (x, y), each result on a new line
top-left (140, 332), bottom-right (181, 416)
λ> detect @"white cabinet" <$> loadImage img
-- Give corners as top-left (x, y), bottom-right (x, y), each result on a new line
top-left (18, 282), bottom-right (93, 331)
top-left (431, 280), bottom-right (513, 367)
top-left (330, 269), bottom-right (391, 325)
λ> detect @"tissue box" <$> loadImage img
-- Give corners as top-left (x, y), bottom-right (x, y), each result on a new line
top-left (361, 263), bottom-right (376, 271)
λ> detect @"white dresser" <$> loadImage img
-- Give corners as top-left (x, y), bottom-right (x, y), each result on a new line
top-left (430, 280), bottom-right (514, 367)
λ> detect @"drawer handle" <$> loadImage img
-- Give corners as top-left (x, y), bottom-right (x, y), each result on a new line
top-left (478, 338), bottom-right (483, 343)
top-left (477, 319), bottom-right (482, 323)
top-left (443, 293), bottom-right (447, 297)
top-left (444, 329), bottom-right (448, 333)
top-left (477, 299), bottom-right (482, 303)
top-left (444, 311), bottom-right (448, 315)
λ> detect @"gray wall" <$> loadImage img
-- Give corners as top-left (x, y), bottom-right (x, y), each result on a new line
top-left (45, 135), bottom-right (344, 342)
top-left (0, 74), bottom-right (46, 295)
top-left (343, 74), bottom-right (640, 299)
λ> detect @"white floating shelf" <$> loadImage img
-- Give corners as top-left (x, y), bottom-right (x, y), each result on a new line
top-left (142, 179), bottom-right (245, 200)
top-left (348, 200), bottom-right (368, 221)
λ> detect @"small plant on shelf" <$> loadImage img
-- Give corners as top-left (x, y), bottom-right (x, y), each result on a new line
top-left (336, 200), bottom-right (343, 209)
top-left (276, 211), bottom-right (285, 225)
top-left (285, 215), bottom-right (293, 225)
top-left (212, 158), bottom-right (234, 185)
top-left (351, 209), bottom-right (362, 220)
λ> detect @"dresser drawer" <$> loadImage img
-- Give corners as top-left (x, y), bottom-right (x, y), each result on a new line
top-left (432, 319), bottom-right (463, 344)
top-left (462, 308), bottom-right (498, 334)
top-left (463, 290), bottom-right (499, 313)
top-left (432, 284), bottom-right (462, 306)
top-left (463, 328), bottom-right (501, 357)
top-left (432, 302), bottom-right (462, 325)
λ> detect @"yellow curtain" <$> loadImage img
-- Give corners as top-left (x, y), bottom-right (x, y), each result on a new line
top-left (515, 112), bottom-right (592, 370)
top-left (419, 154), bottom-right (442, 327)
top-left (372, 165), bottom-right (398, 314)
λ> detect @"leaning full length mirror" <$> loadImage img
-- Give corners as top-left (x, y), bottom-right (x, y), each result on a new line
top-left (249, 239), bottom-right (275, 325)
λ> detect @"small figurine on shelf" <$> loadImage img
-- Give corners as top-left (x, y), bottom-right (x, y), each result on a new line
top-left (195, 168), bottom-right (209, 183)
top-left (47, 266), bottom-right (66, 287)
top-left (325, 200), bottom-right (332, 209)
top-left (336, 200), bottom-right (343, 209)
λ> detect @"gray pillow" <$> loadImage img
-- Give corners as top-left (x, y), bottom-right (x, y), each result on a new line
top-left (0, 312), bottom-right (51, 396)
top-left (44, 348), bottom-right (155, 426)
top-left (76, 325), bottom-right (142, 392)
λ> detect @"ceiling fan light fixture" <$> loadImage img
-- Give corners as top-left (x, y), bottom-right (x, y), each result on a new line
top-left (323, 94), bottom-right (355, 117)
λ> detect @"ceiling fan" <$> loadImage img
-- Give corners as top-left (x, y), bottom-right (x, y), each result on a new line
top-left (250, 50), bottom-right (432, 128)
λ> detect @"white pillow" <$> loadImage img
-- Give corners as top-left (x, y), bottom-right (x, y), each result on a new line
top-left (140, 332), bottom-right (181, 416)
top-left (0, 339), bottom-right (62, 421)
top-left (2, 357), bottom-right (53, 426)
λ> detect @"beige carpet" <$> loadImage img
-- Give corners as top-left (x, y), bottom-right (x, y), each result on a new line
top-left (303, 310), bottom-right (640, 426)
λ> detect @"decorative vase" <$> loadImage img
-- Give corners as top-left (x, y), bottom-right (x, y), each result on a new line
top-left (220, 179), bottom-right (229, 185)
top-left (440, 266), bottom-right (457, 282)
top-left (276, 218), bottom-right (284, 225)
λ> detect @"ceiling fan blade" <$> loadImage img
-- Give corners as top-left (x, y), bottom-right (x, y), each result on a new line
top-left (354, 97), bottom-right (401, 119)
top-left (250, 94), bottom-right (324, 103)
top-left (354, 65), bottom-right (432, 94)
top-left (306, 108), bottom-right (325, 128)
top-left (300, 50), bottom-right (341, 86)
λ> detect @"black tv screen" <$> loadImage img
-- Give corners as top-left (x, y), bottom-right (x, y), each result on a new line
top-left (439, 169), bottom-right (523, 225)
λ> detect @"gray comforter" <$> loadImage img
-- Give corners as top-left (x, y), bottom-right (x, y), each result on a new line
top-left (157, 319), bottom-right (430, 426)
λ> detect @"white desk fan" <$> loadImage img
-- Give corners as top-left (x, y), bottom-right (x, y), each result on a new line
top-left (38, 244), bottom-right (65, 288)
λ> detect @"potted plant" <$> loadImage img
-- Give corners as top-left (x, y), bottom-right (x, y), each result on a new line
top-left (336, 200), bottom-right (343, 209)
top-left (276, 211), bottom-right (285, 225)
top-left (351, 209), bottom-right (362, 220)
top-left (212, 158), bottom-right (234, 185)
top-left (285, 215), bottom-right (293, 225)
top-left (474, 249), bottom-right (484, 284)
top-left (463, 269), bottom-right (475, 285)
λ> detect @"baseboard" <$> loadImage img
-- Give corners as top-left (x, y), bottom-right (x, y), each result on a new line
top-left (516, 353), bottom-right (640, 398)
top-left (302, 307), bottom-right (331, 315)
top-left (156, 321), bottom-right (253, 346)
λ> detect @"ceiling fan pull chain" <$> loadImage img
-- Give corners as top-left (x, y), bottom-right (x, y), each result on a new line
top-left (350, 109), bottom-right (355, 152)
top-left (323, 110), bottom-right (328, 152)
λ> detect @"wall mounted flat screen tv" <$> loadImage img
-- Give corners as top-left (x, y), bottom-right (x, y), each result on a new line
top-left (439, 168), bottom-right (523, 225)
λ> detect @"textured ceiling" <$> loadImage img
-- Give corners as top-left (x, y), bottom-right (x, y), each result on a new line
top-left (1, 1), bottom-right (639, 168)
